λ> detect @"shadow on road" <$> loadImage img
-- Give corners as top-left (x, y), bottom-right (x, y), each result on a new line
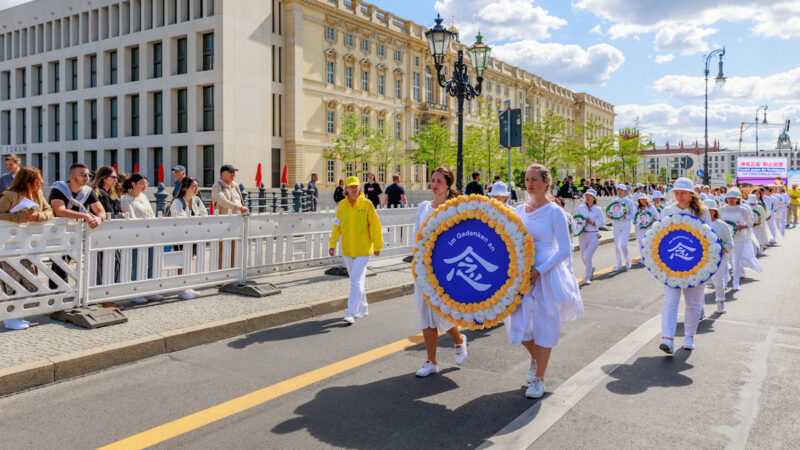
top-left (400, 325), bottom-right (501, 353)
top-left (271, 368), bottom-right (534, 449)
top-left (227, 318), bottom-right (346, 349)
top-left (602, 350), bottom-right (694, 395)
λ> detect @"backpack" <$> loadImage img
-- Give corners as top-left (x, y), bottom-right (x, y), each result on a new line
top-left (165, 197), bottom-right (189, 217)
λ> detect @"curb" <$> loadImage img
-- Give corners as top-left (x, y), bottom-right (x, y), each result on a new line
top-left (0, 283), bottom-right (415, 398)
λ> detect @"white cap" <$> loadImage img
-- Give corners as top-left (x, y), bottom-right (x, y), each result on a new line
top-left (653, 191), bottom-right (663, 199)
top-left (489, 181), bottom-right (510, 197)
top-left (585, 188), bottom-right (597, 198)
top-left (694, 184), bottom-right (701, 190)
top-left (632, 193), bottom-right (646, 202)
top-left (725, 189), bottom-right (741, 199)
top-left (747, 194), bottom-right (758, 203)
top-left (700, 193), bottom-right (708, 200)
top-left (616, 184), bottom-right (628, 191)
top-left (635, 183), bottom-right (644, 189)
top-left (703, 199), bottom-right (718, 210)
top-left (673, 177), bottom-right (695, 193)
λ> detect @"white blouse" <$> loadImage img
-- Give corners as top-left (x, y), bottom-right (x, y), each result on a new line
top-left (121, 193), bottom-right (155, 219)
top-left (575, 203), bottom-right (605, 233)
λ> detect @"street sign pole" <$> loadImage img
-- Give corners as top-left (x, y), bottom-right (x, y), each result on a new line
top-left (507, 107), bottom-right (512, 185)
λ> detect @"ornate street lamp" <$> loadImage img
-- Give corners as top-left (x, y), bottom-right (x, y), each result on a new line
top-left (755, 105), bottom-right (768, 155)
top-left (703, 47), bottom-right (726, 185)
top-left (426, 14), bottom-right (490, 191)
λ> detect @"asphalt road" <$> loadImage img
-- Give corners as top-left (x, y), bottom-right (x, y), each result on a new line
top-left (2, 228), bottom-right (799, 449)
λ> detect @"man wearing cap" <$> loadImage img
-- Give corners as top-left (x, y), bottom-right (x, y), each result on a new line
top-left (611, 184), bottom-right (635, 271)
top-left (329, 176), bottom-right (383, 324)
top-left (171, 165), bottom-right (187, 198)
top-left (788, 183), bottom-right (800, 227)
top-left (212, 164), bottom-right (248, 215)
top-left (489, 180), bottom-right (510, 204)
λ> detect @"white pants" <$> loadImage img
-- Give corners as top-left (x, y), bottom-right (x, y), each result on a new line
top-left (767, 217), bottom-right (780, 242)
top-left (578, 232), bottom-right (599, 281)
top-left (788, 205), bottom-right (798, 225)
top-left (343, 255), bottom-right (370, 317)
top-left (635, 227), bottom-right (649, 257)
top-left (662, 284), bottom-right (705, 339)
top-left (778, 210), bottom-right (787, 231)
top-left (731, 240), bottom-right (748, 289)
top-left (711, 254), bottom-right (729, 302)
top-left (612, 220), bottom-right (632, 268)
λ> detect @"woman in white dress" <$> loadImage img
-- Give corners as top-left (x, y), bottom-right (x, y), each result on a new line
top-left (412, 166), bottom-right (467, 378)
top-left (632, 193), bottom-right (660, 258)
top-left (507, 164), bottom-right (583, 398)
top-left (575, 189), bottom-right (605, 284)
top-left (746, 194), bottom-right (769, 253)
top-left (719, 189), bottom-right (762, 291)
top-left (658, 178), bottom-right (711, 354)
top-left (704, 199), bottom-right (734, 314)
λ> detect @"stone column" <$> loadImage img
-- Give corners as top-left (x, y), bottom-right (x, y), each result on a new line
top-left (283, 1), bottom-right (304, 186)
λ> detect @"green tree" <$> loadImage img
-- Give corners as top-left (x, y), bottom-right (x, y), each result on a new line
top-left (323, 113), bottom-right (369, 176)
top-left (409, 123), bottom-right (455, 178)
top-left (566, 116), bottom-right (616, 178)
top-left (598, 127), bottom-right (649, 182)
top-left (462, 125), bottom-right (484, 179)
top-left (522, 110), bottom-right (570, 170)
top-left (367, 119), bottom-right (398, 182)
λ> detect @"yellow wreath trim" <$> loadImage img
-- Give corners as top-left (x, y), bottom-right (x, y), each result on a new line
top-left (649, 223), bottom-right (711, 277)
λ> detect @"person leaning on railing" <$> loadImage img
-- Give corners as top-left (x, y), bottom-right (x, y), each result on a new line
top-left (121, 173), bottom-right (163, 304)
top-left (89, 166), bottom-right (126, 308)
top-left (0, 166), bottom-right (53, 330)
top-left (165, 176), bottom-right (206, 301)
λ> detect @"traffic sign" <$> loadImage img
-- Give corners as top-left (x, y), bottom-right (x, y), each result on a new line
top-left (499, 108), bottom-right (522, 148)
top-left (696, 169), bottom-right (704, 177)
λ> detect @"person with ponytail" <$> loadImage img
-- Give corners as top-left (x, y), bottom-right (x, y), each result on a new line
top-left (412, 166), bottom-right (467, 377)
top-left (575, 188), bottom-right (604, 284)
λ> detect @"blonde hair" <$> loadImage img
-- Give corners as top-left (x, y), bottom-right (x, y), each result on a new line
top-left (688, 194), bottom-right (707, 218)
top-left (526, 164), bottom-right (554, 201)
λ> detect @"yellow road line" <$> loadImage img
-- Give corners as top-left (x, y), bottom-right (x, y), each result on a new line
top-left (99, 334), bottom-right (426, 450)
top-left (576, 257), bottom-right (642, 284)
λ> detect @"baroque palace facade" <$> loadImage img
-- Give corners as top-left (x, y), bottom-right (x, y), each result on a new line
top-left (0, 0), bottom-right (614, 190)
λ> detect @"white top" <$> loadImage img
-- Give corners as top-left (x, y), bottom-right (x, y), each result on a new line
top-left (121, 193), bottom-right (155, 219)
top-left (660, 203), bottom-right (711, 224)
top-left (167, 195), bottom-right (208, 217)
top-left (414, 201), bottom-right (435, 236)
top-left (634, 205), bottom-right (660, 228)
top-left (575, 203), bottom-right (605, 232)
top-left (719, 204), bottom-right (753, 243)
top-left (514, 202), bottom-right (572, 275)
top-left (746, 203), bottom-right (767, 226)
top-left (711, 219), bottom-right (734, 254)
top-left (610, 196), bottom-right (635, 221)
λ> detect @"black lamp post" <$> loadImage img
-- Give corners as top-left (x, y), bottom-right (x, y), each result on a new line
top-left (703, 47), bottom-right (726, 185)
top-left (426, 15), bottom-right (491, 191)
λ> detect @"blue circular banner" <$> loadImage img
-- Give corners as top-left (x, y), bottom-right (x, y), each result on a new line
top-left (430, 218), bottom-right (510, 304)
top-left (656, 229), bottom-right (703, 272)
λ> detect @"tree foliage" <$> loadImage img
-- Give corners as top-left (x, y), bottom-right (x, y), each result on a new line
top-left (409, 122), bottom-right (455, 178)
top-left (323, 113), bottom-right (370, 175)
top-left (522, 110), bottom-right (571, 171)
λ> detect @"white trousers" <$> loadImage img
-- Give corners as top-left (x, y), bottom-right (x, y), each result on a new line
top-left (343, 255), bottom-right (370, 317)
top-left (778, 209), bottom-right (787, 231)
top-left (635, 227), bottom-right (648, 256)
top-left (711, 254), bottom-right (729, 302)
top-left (731, 240), bottom-right (748, 289)
top-left (612, 220), bottom-right (632, 268)
top-left (767, 217), bottom-right (780, 242)
top-left (661, 284), bottom-right (705, 339)
top-left (788, 205), bottom-right (798, 225)
top-left (578, 232), bottom-right (599, 281)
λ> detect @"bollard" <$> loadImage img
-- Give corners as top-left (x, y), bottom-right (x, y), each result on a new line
top-left (305, 185), bottom-right (316, 212)
top-left (154, 183), bottom-right (169, 214)
top-left (292, 183), bottom-right (303, 212)
top-left (259, 183), bottom-right (266, 214)
top-left (281, 183), bottom-right (288, 212)
top-left (271, 195), bottom-right (278, 214)
top-left (239, 183), bottom-right (250, 212)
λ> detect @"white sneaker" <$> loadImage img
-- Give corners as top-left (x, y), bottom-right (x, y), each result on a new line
top-left (130, 297), bottom-right (148, 304)
top-left (145, 294), bottom-right (164, 301)
top-left (659, 338), bottom-right (674, 354)
top-left (716, 301), bottom-right (726, 314)
top-left (415, 361), bottom-right (438, 377)
top-left (526, 359), bottom-right (538, 384)
top-left (583, 279), bottom-right (592, 285)
top-left (525, 377), bottom-right (545, 399)
top-left (625, 260), bottom-right (632, 270)
top-left (612, 266), bottom-right (621, 273)
top-left (4, 318), bottom-right (29, 330)
top-left (683, 336), bottom-right (695, 350)
top-left (354, 307), bottom-right (369, 319)
top-left (733, 285), bottom-right (740, 292)
top-left (454, 334), bottom-right (468, 365)
top-left (343, 316), bottom-right (355, 325)
top-left (187, 289), bottom-right (201, 297)
top-left (178, 290), bottom-right (196, 300)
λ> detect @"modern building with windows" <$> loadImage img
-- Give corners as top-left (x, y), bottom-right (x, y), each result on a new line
top-left (0, 0), bottom-right (614, 190)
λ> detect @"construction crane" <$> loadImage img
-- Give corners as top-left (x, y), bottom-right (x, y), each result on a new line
top-left (737, 110), bottom-right (789, 154)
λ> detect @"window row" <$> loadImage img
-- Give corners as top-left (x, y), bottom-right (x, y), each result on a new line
top-left (325, 160), bottom-right (425, 185)
top-left (324, 26), bottom-right (402, 62)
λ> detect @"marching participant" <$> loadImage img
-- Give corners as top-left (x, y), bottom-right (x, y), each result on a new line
top-left (328, 176), bottom-right (383, 325)
top-left (632, 193), bottom-right (660, 258)
top-left (575, 188), bottom-right (604, 284)
top-left (658, 178), bottom-right (711, 353)
top-left (770, 186), bottom-right (786, 238)
top-left (610, 184), bottom-right (635, 271)
top-left (507, 164), bottom-right (583, 398)
top-left (761, 187), bottom-right (780, 244)
top-left (746, 194), bottom-right (769, 253)
top-left (652, 190), bottom-right (667, 212)
top-left (705, 199), bottom-right (733, 314)
top-left (412, 167), bottom-right (467, 377)
top-left (489, 180), bottom-right (511, 205)
top-left (719, 189), bottom-right (762, 291)
top-left (778, 186), bottom-right (790, 231)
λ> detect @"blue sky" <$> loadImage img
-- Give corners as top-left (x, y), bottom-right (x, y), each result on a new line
top-left (2, 0), bottom-right (798, 150)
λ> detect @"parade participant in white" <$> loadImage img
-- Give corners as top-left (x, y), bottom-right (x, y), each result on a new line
top-left (761, 188), bottom-right (780, 244)
top-left (507, 164), bottom-right (583, 399)
top-left (719, 189), bottom-right (762, 291)
top-left (658, 178), bottom-right (712, 353)
top-left (575, 189), bottom-right (605, 284)
top-left (633, 193), bottom-right (660, 258)
top-left (705, 199), bottom-right (733, 314)
top-left (778, 186), bottom-right (790, 231)
top-left (412, 167), bottom-right (467, 377)
top-left (652, 190), bottom-right (666, 212)
top-left (746, 194), bottom-right (769, 252)
top-left (610, 185), bottom-right (635, 271)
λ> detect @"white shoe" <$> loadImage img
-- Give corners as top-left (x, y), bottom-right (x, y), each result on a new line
top-left (716, 301), bottom-right (726, 314)
top-left (415, 361), bottom-right (438, 377)
top-left (178, 290), bottom-right (196, 300)
top-left (612, 266), bottom-right (621, 273)
top-left (187, 289), bottom-right (201, 297)
top-left (343, 316), bottom-right (355, 325)
top-left (625, 260), bottom-right (632, 270)
top-left (733, 285), bottom-right (740, 292)
top-left (145, 294), bottom-right (164, 301)
top-left (130, 297), bottom-right (148, 304)
top-left (454, 334), bottom-right (468, 365)
top-left (354, 307), bottom-right (369, 319)
top-left (583, 279), bottom-right (592, 285)
top-left (699, 309), bottom-right (706, 322)
top-left (659, 338), bottom-right (674, 354)
top-left (525, 377), bottom-right (545, 399)
top-left (526, 359), bottom-right (538, 384)
top-left (683, 336), bottom-right (695, 350)
top-left (4, 318), bottom-right (29, 330)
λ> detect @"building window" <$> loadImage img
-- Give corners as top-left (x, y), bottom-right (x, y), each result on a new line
top-left (326, 61), bottom-right (335, 84)
top-left (53, 104), bottom-right (60, 141)
top-left (35, 66), bottom-right (42, 96)
top-left (70, 102), bottom-right (78, 140)
top-left (345, 67), bottom-right (353, 88)
top-left (203, 85), bottom-right (214, 131)
top-left (346, 162), bottom-right (353, 177)
top-left (327, 160), bottom-right (335, 183)
top-left (177, 88), bottom-right (187, 133)
top-left (378, 75), bottom-right (385, 96)
top-left (19, 110), bottom-right (26, 144)
top-left (395, 79), bottom-right (401, 99)
top-left (345, 33), bottom-right (354, 47)
top-left (395, 120), bottom-right (401, 139)
top-left (362, 162), bottom-right (369, 181)
top-left (53, 62), bottom-right (60, 93)
top-left (130, 47), bottom-right (139, 81)
top-left (414, 56), bottom-right (419, 66)
top-left (177, 37), bottom-right (187, 74)
top-left (378, 44), bottom-right (385, 57)
top-left (361, 39), bottom-right (370, 52)
top-left (203, 145), bottom-right (215, 187)
top-left (153, 91), bottom-right (162, 135)
top-left (90, 55), bottom-right (97, 87)
top-left (412, 72), bottom-right (420, 102)
top-left (90, 100), bottom-right (97, 139)
top-left (70, 58), bottom-right (78, 90)
top-left (362, 71), bottom-right (369, 92)
top-left (109, 51), bottom-right (117, 84)
top-left (362, 116), bottom-right (369, 136)
top-left (327, 110), bottom-right (335, 133)
top-left (131, 94), bottom-right (140, 136)
top-left (110, 97), bottom-right (118, 138)
top-left (325, 26), bottom-right (336, 41)
top-left (413, 117), bottom-right (420, 135)
top-left (36, 107), bottom-right (42, 142)
top-left (202, 32), bottom-right (214, 71)
top-left (378, 166), bottom-right (385, 183)
top-left (425, 67), bottom-right (433, 102)
top-left (394, 50), bottom-right (402, 62)
top-left (153, 42), bottom-right (163, 78)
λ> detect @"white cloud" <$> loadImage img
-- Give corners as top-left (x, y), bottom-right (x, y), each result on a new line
top-left (491, 40), bottom-right (625, 84)
top-left (654, 25), bottom-right (716, 55)
top-left (435, 0), bottom-right (567, 42)
top-left (590, 24), bottom-right (603, 35)
top-left (655, 54), bottom-right (674, 63)
top-left (752, 2), bottom-right (800, 39)
top-left (653, 67), bottom-right (800, 104)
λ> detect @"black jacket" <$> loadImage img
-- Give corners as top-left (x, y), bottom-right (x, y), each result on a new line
top-left (465, 180), bottom-right (484, 196)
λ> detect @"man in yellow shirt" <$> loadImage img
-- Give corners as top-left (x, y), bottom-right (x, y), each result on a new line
top-left (329, 176), bottom-right (383, 324)
top-left (788, 182), bottom-right (800, 227)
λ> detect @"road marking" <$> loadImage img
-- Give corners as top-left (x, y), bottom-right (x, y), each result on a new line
top-left (98, 334), bottom-right (426, 450)
top-left (479, 313), bottom-right (661, 449)
top-left (576, 257), bottom-right (642, 284)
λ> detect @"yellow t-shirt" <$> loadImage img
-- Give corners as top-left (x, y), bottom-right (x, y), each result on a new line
top-left (788, 188), bottom-right (800, 206)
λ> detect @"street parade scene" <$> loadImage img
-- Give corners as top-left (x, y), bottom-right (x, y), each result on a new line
top-left (1, 0), bottom-right (800, 448)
